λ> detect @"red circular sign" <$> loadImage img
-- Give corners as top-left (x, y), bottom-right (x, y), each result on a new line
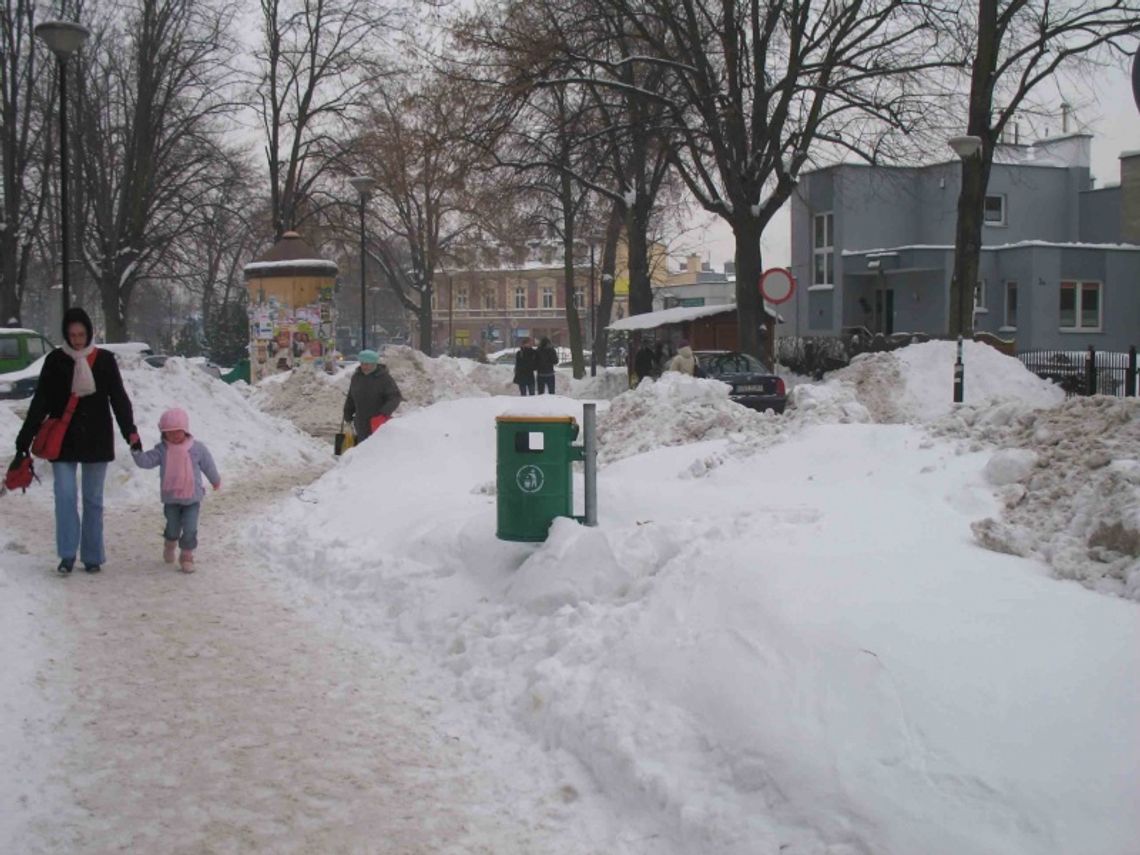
top-left (760, 268), bottom-right (796, 304)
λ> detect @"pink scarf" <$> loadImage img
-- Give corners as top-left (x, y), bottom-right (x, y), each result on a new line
top-left (163, 437), bottom-right (196, 499)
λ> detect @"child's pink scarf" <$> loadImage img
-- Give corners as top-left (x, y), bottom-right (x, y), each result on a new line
top-left (163, 437), bottom-right (196, 499)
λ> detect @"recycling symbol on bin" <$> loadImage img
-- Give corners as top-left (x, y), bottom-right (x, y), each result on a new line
top-left (516, 464), bottom-right (545, 493)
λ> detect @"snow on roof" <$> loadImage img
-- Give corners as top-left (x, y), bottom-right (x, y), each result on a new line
top-left (842, 240), bottom-right (1140, 257)
top-left (607, 302), bottom-right (781, 332)
top-left (0, 327), bottom-right (48, 336)
top-left (243, 258), bottom-right (339, 276)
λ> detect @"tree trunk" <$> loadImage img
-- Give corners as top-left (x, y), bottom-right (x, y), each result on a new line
top-left (626, 204), bottom-right (652, 316)
top-left (732, 219), bottom-right (764, 360)
top-left (418, 295), bottom-right (433, 355)
top-left (99, 274), bottom-right (130, 342)
top-left (949, 0), bottom-right (998, 340)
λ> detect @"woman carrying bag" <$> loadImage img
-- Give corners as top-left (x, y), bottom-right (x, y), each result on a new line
top-left (342, 349), bottom-right (402, 445)
top-left (10, 308), bottom-right (140, 575)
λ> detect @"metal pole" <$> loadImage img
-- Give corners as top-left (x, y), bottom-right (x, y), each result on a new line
top-left (953, 335), bottom-right (964, 403)
top-left (58, 57), bottom-right (71, 315)
top-left (359, 197), bottom-right (366, 352)
top-left (583, 402), bottom-right (597, 526)
top-left (589, 242), bottom-right (597, 376)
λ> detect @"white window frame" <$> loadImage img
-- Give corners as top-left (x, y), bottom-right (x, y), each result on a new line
top-left (573, 287), bottom-right (585, 309)
top-left (541, 286), bottom-right (555, 309)
top-left (514, 286), bottom-right (527, 309)
top-left (1002, 281), bottom-right (1018, 330)
top-left (482, 288), bottom-right (496, 310)
top-left (1058, 280), bottom-right (1102, 332)
top-left (812, 212), bottom-right (834, 287)
top-left (984, 194), bottom-right (1006, 227)
top-left (456, 287), bottom-right (469, 310)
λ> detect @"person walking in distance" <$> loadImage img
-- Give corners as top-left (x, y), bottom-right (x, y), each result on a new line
top-left (131, 407), bottom-right (221, 573)
top-left (513, 338), bottom-right (538, 395)
top-left (10, 307), bottom-right (139, 575)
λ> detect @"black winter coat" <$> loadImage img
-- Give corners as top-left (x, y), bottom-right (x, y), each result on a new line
top-left (343, 365), bottom-right (402, 440)
top-left (16, 348), bottom-right (137, 462)
top-left (535, 344), bottom-right (558, 375)
top-left (513, 346), bottom-right (538, 384)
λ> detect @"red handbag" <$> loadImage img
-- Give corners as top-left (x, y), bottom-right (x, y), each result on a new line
top-left (31, 350), bottom-right (97, 461)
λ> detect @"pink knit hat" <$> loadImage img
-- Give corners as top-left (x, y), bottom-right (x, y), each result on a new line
top-left (158, 407), bottom-right (190, 434)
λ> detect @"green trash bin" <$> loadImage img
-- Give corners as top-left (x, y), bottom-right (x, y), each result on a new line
top-left (496, 415), bottom-right (583, 542)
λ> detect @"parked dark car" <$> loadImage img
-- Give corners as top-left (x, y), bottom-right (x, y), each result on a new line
top-left (695, 350), bottom-right (787, 414)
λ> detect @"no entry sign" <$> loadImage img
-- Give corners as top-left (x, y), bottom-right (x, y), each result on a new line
top-left (759, 268), bottom-right (796, 305)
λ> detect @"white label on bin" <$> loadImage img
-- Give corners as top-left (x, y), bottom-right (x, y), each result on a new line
top-left (516, 464), bottom-right (545, 493)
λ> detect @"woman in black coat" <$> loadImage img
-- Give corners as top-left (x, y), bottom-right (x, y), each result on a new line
top-left (10, 308), bottom-right (139, 575)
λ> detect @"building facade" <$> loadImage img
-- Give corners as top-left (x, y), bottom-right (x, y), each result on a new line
top-left (789, 135), bottom-right (1140, 353)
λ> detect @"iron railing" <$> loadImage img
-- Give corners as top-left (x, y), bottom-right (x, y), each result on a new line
top-left (1017, 345), bottom-right (1137, 398)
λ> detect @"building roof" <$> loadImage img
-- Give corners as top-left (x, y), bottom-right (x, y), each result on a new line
top-left (244, 231), bottom-right (338, 279)
top-left (841, 240), bottom-right (1140, 256)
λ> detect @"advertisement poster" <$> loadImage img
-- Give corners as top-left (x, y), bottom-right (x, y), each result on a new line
top-left (249, 289), bottom-right (337, 383)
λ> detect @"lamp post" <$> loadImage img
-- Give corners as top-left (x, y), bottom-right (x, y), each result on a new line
top-left (35, 20), bottom-right (89, 318)
top-left (348, 175), bottom-right (376, 352)
top-left (947, 134), bottom-right (983, 340)
top-left (447, 273), bottom-right (454, 354)
top-left (588, 238), bottom-right (597, 376)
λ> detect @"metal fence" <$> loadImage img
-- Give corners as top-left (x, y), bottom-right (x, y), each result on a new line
top-left (1017, 346), bottom-right (1138, 398)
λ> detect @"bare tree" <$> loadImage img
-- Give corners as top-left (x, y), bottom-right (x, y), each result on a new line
top-left (255, 0), bottom-right (399, 240)
top-left (71, 0), bottom-right (242, 341)
top-left (356, 76), bottom-right (489, 355)
top-left (594, 0), bottom-right (946, 358)
top-left (0, 0), bottom-right (50, 327)
top-left (455, 0), bottom-right (677, 374)
top-left (946, 0), bottom-right (1140, 338)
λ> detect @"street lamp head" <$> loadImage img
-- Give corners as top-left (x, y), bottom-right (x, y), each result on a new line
top-left (34, 20), bottom-right (90, 58)
top-left (349, 175), bottom-right (377, 200)
top-left (948, 134), bottom-right (983, 159)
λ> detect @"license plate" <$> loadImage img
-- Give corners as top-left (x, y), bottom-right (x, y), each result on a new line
top-left (737, 384), bottom-right (769, 393)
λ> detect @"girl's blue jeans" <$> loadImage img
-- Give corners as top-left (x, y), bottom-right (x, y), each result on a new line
top-left (163, 502), bottom-right (201, 550)
top-left (51, 461), bottom-right (108, 566)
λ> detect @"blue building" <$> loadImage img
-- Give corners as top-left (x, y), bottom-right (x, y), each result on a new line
top-left (788, 135), bottom-right (1140, 353)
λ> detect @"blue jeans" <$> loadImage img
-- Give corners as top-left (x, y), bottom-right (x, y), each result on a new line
top-left (537, 373), bottom-right (555, 394)
top-left (163, 503), bottom-right (201, 551)
top-left (52, 461), bottom-right (108, 565)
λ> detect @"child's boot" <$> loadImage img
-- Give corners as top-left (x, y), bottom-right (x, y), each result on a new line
top-left (163, 540), bottom-right (177, 564)
top-left (179, 549), bottom-right (195, 573)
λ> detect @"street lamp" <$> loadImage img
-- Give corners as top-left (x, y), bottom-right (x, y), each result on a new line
top-left (588, 237), bottom-right (598, 376)
top-left (35, 20), bottom-right (89, 318)
top-left (947, 134), bottom-right (982, 404)
top-left (348, 175), bottom-right (376, 351)
top-left (947, 134), bottom-right (983, 339)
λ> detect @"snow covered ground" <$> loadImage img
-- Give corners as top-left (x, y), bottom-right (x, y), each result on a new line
top-left (2, 342), bottom-right (1138, 853)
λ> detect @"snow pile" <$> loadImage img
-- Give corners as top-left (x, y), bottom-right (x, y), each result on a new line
top-left (596, 372), bottom-right (784, 466)
top-left (250, 390), bottom-right (1140, 855)
top-left (0, 357), bottom-right (328, 505)
top-left (820, 340), bottom-right (1063, 423)
top-left (250, 348), bottom-right (630, 439)
top-left (249, 364), bottom-right (350, 438)
top-left (928, 396), bottom-right (1140, 599)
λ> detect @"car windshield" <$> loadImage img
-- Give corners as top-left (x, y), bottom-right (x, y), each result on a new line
top-left (700, 352), bottom-right (769, 375)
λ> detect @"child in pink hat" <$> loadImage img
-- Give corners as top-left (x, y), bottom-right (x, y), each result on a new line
top-left (131, 407), bottom-right (221, 573)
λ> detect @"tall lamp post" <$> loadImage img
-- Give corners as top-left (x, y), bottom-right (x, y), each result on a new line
top-left (588, 237), bottom-right (598, 376)
top-left (35, 20), bottom-right (90, 318)
top-left (947, 134), bottom-right (982, 404)
top-left (947, 134), bottom-right (983, 339)
top-left (349, 175), bottom-right (376, 352)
